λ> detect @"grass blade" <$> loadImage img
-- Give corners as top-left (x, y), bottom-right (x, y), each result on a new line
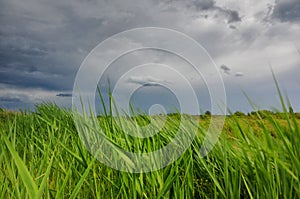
top-left (3, 136), bottom-right (38, 198)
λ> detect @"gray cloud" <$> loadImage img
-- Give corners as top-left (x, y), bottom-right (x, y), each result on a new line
top-left (229, 25), bottom-right (237, 30)
top-left (0, 0), bottom-right (299, 113)
top-left (219, 8), bottom-right (242, 24)
top-left (0, 96), bottom-right (22, 103)
top-left (157, 0), bottom-right (241, 24)
top-left (56, 93), bottom-right (72, 97)
top-left (272, 0), bottom-right (300, 22)
top-left (235, 72), bottom-right (244, 77)
top-left (295, 44), bottom-right (300, 55)
top-left (213, 6), bottom-right (242, 24)
top-left (220, 65), bottom-right (244, 77)
top-left (191, 0), bottom-right (242, 23)
top-left (192, 0), bottom-right (216, 10)
top-left (127, 76), bottom-right (170, 86)
top-left (220, 65), bottom-right (231, 75)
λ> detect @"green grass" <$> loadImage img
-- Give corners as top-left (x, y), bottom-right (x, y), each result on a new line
top-left (0, 101), bottom-right (300, 198)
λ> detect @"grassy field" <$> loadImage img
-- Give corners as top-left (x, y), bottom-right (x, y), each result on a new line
top-left (0, 102), bottom-right (300, 198)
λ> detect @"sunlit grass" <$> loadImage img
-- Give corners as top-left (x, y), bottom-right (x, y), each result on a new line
top-left (0, 90), bottom-right (300, 198)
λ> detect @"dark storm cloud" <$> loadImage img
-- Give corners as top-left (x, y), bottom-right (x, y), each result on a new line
top-left (0, 0), bottom-right (161, 95)
top-left (0, 67), bottom-right (74, 91)
top-left (0, 0), bottom-right (105, 91)
top-left (192, 0), bottom-right (216, 10)
top-left (218, 8), bottom-right (242, 24)
top-left (0, 0), bottom-right (299, 113)
top-left (191, 0), bottom-right (241, 23)
top-left (0, 96), bottom-right (22, 103)
top-left (56, 93), bottom-right (72, 97)
top-left (0, 0), bottom-right (243, 97)
top-left (272, 0), bottom-right (300, 22)
top-left (158, 0), bottom-right (241, 24)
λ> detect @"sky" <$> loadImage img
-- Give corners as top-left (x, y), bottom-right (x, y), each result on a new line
top-left (0, 0), bottom-right (299, 114)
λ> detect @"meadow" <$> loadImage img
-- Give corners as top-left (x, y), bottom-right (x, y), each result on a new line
top-left (0, 92), bottom-right (300, 198)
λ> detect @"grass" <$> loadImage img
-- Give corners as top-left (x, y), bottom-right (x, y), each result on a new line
top-left (0, 96), bottom-right (300, 198)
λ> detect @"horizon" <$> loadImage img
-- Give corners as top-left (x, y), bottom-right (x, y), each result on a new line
top-left (1, 101), bottom-right (299, 116)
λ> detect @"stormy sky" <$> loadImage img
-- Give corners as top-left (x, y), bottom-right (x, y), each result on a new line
top-left (0, 0), bottom-right (299, 113)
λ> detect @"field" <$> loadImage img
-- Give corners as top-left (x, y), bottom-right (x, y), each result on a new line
top-left (1, 101), bottom-right (300, 199)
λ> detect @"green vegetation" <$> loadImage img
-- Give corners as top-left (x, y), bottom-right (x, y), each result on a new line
top-left (1, 78), bottom-right (299, 198)
top-left (0, 101), bottom-right (299, 198)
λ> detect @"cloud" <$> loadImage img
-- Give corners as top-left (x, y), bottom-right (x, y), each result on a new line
top-left (229, 25), bottom-right (237, 29)
top-left (190, 0), bottom-right (242, 23)
top-left (220, 65), bottom-right (244, 77)
top-left (294, 44), bottom-right (300, 55)
top-left (0, 0), bottom-right (244, 95)
top-left (272, 0), bottom-right (300, 22)
top-left (56, 93), bottom-right (72, 97)
top-left (0, 96), bottom-right (22, 103)
top-left (235, 72), bottom-right (244, 77)
top-left (0, 87), bottom-right (72, 110)
top-left (192, 0), bottom-right (216, 10)
top-left (127, 76), bottom-right (171, 86)
top-left (215, 7), bottom-right (242, 24)
top-left (0, 0), bottom-right (299, 112)
top-left (220, 64), bottom-right (231, 74)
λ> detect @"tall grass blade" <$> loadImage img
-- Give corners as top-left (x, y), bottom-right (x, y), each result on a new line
top-left (3, 136), bottom-right (38, 198)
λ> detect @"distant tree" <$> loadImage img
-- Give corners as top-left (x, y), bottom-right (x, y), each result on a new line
top-left (205, 111), bottom-right (211, 116)
top-left (234, 111), bottom-right (245, 117)
top-left (248, 110), bottom-right (276, 119)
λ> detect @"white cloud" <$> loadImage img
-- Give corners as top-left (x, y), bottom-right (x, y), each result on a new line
top-left (0, 86), bottom-right (71, 109)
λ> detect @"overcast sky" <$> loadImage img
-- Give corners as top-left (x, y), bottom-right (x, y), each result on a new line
top-left (0, 0), bottom-right (299, 114)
